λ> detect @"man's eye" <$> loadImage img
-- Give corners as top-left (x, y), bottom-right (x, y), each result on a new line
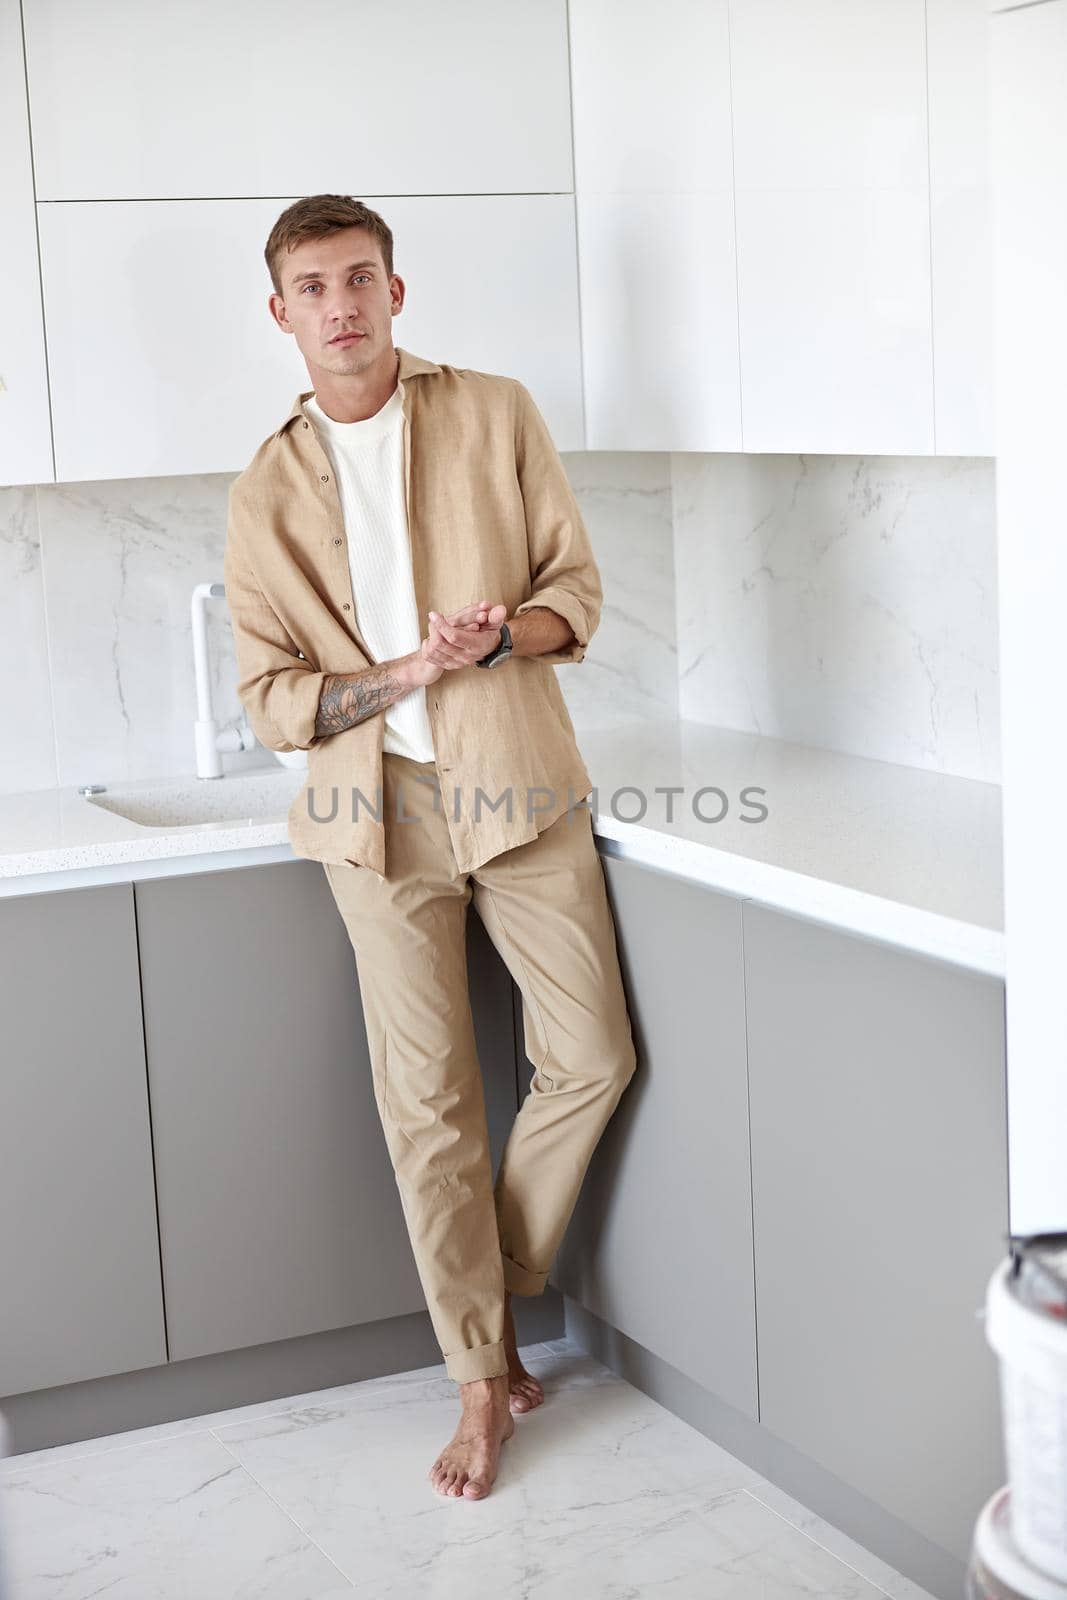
top-left (301, 275), bottom-right (370, 294)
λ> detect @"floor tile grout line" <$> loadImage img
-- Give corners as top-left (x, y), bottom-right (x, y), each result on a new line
top-left (0, 1425), bottom-right (224, 1479)
top-left (209, 1429), bottom-right (359, 1592)
top-left (740, 1485), bottom-right (914, 1600)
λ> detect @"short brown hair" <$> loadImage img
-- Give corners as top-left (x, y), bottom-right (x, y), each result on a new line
top-left (264, 195), bottom-right (395, 297)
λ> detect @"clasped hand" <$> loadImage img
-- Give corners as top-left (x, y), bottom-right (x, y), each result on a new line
top-left (420, 600), bottom-right (509, 673)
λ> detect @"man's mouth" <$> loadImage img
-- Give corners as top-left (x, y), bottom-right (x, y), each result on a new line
top-left (330, 332), bottom-right (365, 345)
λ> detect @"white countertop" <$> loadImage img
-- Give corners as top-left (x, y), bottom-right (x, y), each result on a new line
top-left (0, 718), bottom-right (1003, 977)
top-left (578, 720), bottom-right (1002, 976)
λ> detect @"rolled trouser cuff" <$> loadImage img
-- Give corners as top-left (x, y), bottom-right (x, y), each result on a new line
top-left (445, 1339), bottom-right (510, 1383)
top-left (501, 1253), bottom-right (549, 1296)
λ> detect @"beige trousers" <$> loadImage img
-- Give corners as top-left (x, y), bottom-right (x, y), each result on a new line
top-left (322, 750), bottom-right (638, 1384)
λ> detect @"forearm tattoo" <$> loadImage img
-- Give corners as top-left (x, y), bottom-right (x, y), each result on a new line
top-left (314, 666), bottom-right (408, 738)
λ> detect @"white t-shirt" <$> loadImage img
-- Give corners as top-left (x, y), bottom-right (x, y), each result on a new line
top-left (303, 384), bottom-right (435, 762)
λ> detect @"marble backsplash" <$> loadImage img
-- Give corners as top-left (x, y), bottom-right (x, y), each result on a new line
top-left (0, 450), bottom-right (997, 797)
top-left (673, 454), bottom-right (999, 784)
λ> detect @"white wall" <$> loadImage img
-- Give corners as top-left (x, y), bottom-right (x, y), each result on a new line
top-left (989, 0), bottom-right (1067, 1234)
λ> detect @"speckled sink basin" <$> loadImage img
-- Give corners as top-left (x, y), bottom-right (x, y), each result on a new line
top-left (81, 769), bottom-right (307, 830)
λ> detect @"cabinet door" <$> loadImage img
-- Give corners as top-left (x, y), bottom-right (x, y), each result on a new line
top-left (743, 901), bottom-right (1007, 1564)
top-left (569, 0), bottom-right (742, 451)
top-left (552, 854), bottom-right (757, 1418)
top-left (730, 0), bottom-right (935, 454)
top-left (134, 860), bottom-right (518, 1364)
top-left (577, 193), bottom-right (742, 453)
top-left (24, 0), bottom-right (572, 201)
top-left (927, 0), bottom-right (995, 455)
top-left (0, 885), bottom-right (165, 1397)
top-left (37, 193), bottom-right (583, 482)
top-left (0, 0), bottom-right (52, 487)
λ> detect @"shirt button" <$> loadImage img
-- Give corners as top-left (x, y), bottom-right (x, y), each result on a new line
top-left (320, 473), bottom-right (329, 482)
top-left (333, 537), bottom-right (342, 545)
top-left (343, 603), bottom-right (351, 611)
top-left (302, 420), bottom-right (309, 429)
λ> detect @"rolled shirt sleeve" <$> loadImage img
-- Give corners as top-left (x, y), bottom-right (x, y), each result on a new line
top-left (223, 485), bottom-right (330, 752)
top-left (510, 380), bottom-right (603, 665)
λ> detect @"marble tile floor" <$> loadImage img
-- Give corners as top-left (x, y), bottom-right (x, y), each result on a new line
top-left (0, 1337), bottom-right (939, 1600)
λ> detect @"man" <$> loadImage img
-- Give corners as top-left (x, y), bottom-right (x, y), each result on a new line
top-left (224, 194), bottom-right (637, 1502)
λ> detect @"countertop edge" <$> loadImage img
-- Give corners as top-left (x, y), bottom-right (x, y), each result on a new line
top-left (0, 814), bottom-right (1004, 979)
top-left (594, 823), bottom-right (1004, 978)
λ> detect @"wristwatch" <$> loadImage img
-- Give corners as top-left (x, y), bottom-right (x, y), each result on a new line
top-left (476, 620), bottom-right (513, 669)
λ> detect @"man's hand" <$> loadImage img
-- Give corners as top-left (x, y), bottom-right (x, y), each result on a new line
top-left (398, 600), bottom-right (508, 688)
top-left (425, 601), bottom-right (509, 669)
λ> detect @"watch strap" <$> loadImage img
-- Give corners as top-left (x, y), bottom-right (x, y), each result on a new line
top-left (477, 620), bottom-right (512, 667)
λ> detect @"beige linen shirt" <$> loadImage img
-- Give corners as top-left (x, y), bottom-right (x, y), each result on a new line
top-left (223, 347), bottom-right (602, 878)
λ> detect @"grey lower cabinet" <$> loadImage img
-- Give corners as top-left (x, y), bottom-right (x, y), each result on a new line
top-left (742, 901), bottom-right (1008, 1564)
top-left (551, 853), bottom-right (758, 1419)
top-left (0, 885), bottom-right (165, 1397)
top-left (134, 859), bottom-right (518, 1364)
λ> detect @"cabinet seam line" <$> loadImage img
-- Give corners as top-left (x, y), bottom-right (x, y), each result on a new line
top-left (130, 884), bottom-right (171, 1364)
top-left (740, 897), bottom-right (760, 1424)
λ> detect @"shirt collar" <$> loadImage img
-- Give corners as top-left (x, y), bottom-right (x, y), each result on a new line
top-left (274, 346), bottom-right (442, 438)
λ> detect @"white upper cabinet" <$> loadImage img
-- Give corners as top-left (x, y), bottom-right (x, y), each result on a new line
top-left (927, 0), bottom-right (995, 456)
top-left (730, 0), bottom-right (935, 454)
top-left (1, 0), bottom-right (52, 487)
top-left (570, 0), bottom-right (734, 194)
top-left (23, 0), bottom-right (573, 200)
top-left (8, 0), bottom-right (998, 481)
top-left (572, 0), bottom-right (993, 457)
top-left (37, 194), bottom-right (583, 483)
top-left (569, 0), bottom-right (742, 451)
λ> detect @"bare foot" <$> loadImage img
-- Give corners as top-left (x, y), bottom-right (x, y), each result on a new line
top-left (503, 1288), bottom-right (545, 1414)
top-left (428, 1372), bottom-right (515, 1499)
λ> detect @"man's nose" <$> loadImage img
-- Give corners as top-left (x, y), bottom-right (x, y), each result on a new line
top-left (327, 298), bottom-right (364, 324)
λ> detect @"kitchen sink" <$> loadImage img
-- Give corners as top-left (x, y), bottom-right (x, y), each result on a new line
top-left (80, 769), bottom-right (307, 830)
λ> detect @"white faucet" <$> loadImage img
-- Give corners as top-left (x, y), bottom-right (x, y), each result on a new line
top-left (192, 581), bottom-right (257, 778)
